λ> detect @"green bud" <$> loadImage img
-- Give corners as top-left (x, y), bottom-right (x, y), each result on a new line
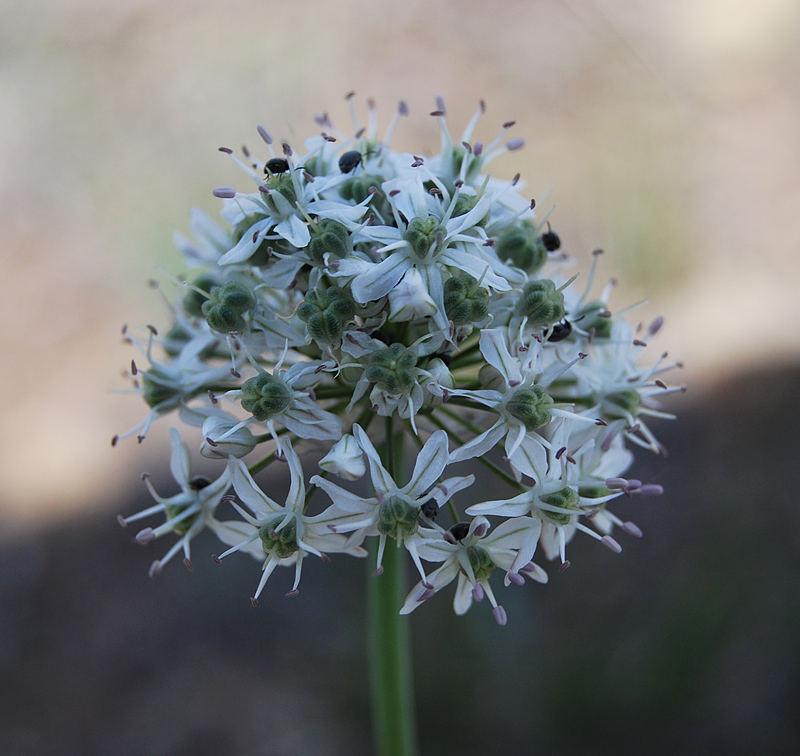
top-left (466, 545), bottom-right (495, 582)
top-left (538, 486), bottom-right (580, 526)
top-left (339, 174), bottom-right (384, 204)
top-left (240, 372), bottom-right (293, 421)
top-left (142, 369), bottom-right (181, 410)
top-left (575, 300), bottom-right (613, 339)
top-left (516, 279), bottom-right (566, 328)
top-left (263, 173), bottom-right (297, 213)
top-left (505, 386), bottom-right (554, 431)
top-left (377, 495), bottom-right (419, 540)
top-left (307, 219), bottom-right (350, 263)
top-left (496, 220), bottom-right (547, 274)
top-left (201, 282), bottom-right (256, 333)
top-left (164, 502), bottom-right (200, 535)
top-left (259, 516), bottom-right (299, 559)
top-left (443, 273), bottom-right (489, 325)
top-left (404, 217), bottom-right (442, 260)
top-left (365, 343), bottom-right (418, 395)
top-left (604, 389), bottom-right (641, 419)
top-left (296, 287), bottom-right (356, 344)
top-left (183, 273), bottom-right (219, 318)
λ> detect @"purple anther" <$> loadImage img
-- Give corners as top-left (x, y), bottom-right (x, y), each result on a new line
top-left (355, 127), bottom-right (366, 139)
top-left (493, 606), bottom-right (508, 626)
top-left (258, 185), bottom-right (269, 194)
top-left (556, 446), bottom-right (567, 460)
top-left (587, 508), bottom-right (600, 519)
top-left (648, 316), bottom-right (664, 335)
top-left (389, 189), bottom-right (400, 197)
top-left (559, 560), bottom-right (571, 573)
top-left (506, 138), bottom-right (525, 151)
top-left (623, 521), bottom-right (643, 538)
top-left (320, 554), bottom-right (331, 563)
top-left (473, 142), bottom-right (483, 157)
top-left (530, 198), bottom-right (536, 209)
top-left (285, 589), bottom-right (299, 598)
top-left (444, 531), bottom-right (457, 544)
top-left (595, 418), bottom-right (608, 426)
top-left (566, 454), bottom-right (576, 464)
top-left (605, 477), bottom-right (629, 490)
top-left (418, 586), bottom-right (435, 602)
top-left (212, 554), bottom-right (221, 564)
top-left (601, 535), bottom-right (623, 553)
top-left (256, 123), bottom-right (272, 144)
top-left (205, 436), bottom-right (218, 447)
top-left (208, 390), bottom-right (218, 404)
top-left (436, 94), bottom-right (446, 113)
top-left (633, 339), bottom-right (647, 347)
top-left (636, 484), bottom-right (664, 496)
top-left (148, 560), bottom-right (162, 579)
top-left (250, 597), bottom-right (258, 607)
top-left (212, 186), bottom-right (236, 199)
top-left (626, 479), bottom-right (643, 491)
top-left (135, 528), bottom-right (155, 545)
top-left (345, 90), bottom-right (356, 100)
top-left (282, 141), bottom-right (293, 157)
top-left (655, 379), bottom-right (668, 389)
top-left (508, 572), bottom-right (524, 587)
top-left (461, 140), bottom-right (472, 153)
top-left (512, 172), bottom-right (520, 186)
top-left (218, 147), bottom-right (233, 154)
top-left (430, 110), bottom-right (444, 117)
top-left (373, 566), bottom-right (385, 578)
top-left (479, 98), bottom-right (487, 113)
top-left (117, 514), bottom-right (127, 527)
top-left (183, 558), bottom-right (194, 572)
top-left (473, 522), bottom-right (488, 538)
top-left (472, 583), bottom-right (485, 602)
top-left (398, 100), bottom-right (409, 115)
top-left (483, 239), bottom-right (495, 247)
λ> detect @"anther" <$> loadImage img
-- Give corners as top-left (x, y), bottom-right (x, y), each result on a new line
top-left (559, 560), bottom-right (571, 573)
top-left (183, 558), bottom-right (194, 572)
top-left (373, 566), bottom-right (384, 577)
top-left (623, 521), bottom-right (643, 538)
top-left (212, 554), bottom-right (221, 563)
top-left (281, 141), bottom-right (293, 157)
top-left (633, 339), bottom-right (647, 347)
top-left (148, 560), bottom-right (163, 579)
top-left (250, 597), bottom-right (258, 607)
top-left (636, 484), bottom-right (664, 496)
top-left (117, 515), bottom-right (127, 527)
top-left (506, 138), bottom-right (525, 151)
top-left (461, 140), bottom-right (472, 153)
top-left (473, 522), bottom-right (488, 538)
top-left (555, 447), bottom-right (567, 459)
top-left (473, 143), bottom-right (483, 157)
top-left (205, 436), bottom-right (218, 447)
top-left (595, 418), bottom-right (607, 426)
top-left (601, 535), bottom-right (622, 553)
top-left (508, 572), bottom-right (524, 586)
top-left (655, 379), bottom-right (668, 389)
top-left (606, 477), bottom-right (628, 490)
top-left (483, 239), bottom-right (495, 247)
top-left (257, 124), bottom-right (272, 144)
top-left (111, 435), bottom-right (119, 447)
top-left (512, 173), bottom-right (520, 185)
top-left (285, 589), bottom-right (299, 598)
top-left (436, 94), bottom-right (446, 113)
top-left (213, 186), bottom-right (236, 199)
top-left (493, 606), bottom-right (508, 626)
top-left (320, 554), bottom-right (330, 563)
top-left (147, 324), bottom-right (158, 335)
top-left (140, 472), bottom-right (151, 481)
top-left (208, 390), bottom-right (218, 404)
top-left (218, 147), bottom-right (233, 154)
top-left (135, 528), bottom-right (155, 545)
top-left (472, 583), bottom-right (484, 602)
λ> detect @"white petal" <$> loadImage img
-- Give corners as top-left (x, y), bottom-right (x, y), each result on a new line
top-left (406, 430), bottom-right (449, 498)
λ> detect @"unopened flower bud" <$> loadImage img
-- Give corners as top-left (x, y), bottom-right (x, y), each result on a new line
top-left (307, 219), bottom-right (350, 263)
top-left (200, 415), bottom-right (257, 459)
top-left (319, 435), bottom-right (366, 480)
top-left (201, 282), bottom-right (256, 333)
top-left (443, 273), bottom-right (489, 325)
top-left (504, 385), bottom-right (554, 431)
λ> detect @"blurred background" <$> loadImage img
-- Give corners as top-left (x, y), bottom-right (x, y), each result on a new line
top-left (1, 0), bottom-right (799, 753)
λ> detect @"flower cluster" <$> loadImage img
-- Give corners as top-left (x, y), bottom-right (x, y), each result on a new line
top-left (117, 96), bottom-right (682, 625)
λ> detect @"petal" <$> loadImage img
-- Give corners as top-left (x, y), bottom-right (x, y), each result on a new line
top-left (169, 428), bottom-right (191, 488)
top-left (353, 424), bottom-right (396, 493)
top-left (350, 253), bottom-right (411, 303)
top-left (479, 328), bottom-right (521, 386)
top-left (406, 430), bottom-right (449, 498)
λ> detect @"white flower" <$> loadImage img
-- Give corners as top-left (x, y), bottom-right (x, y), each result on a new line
top-left (213, 441), bottom-right (366, 603)
top-left (400, 516), bottom-right (546, 625)
top-left (117, 428), bottom-right (233, 576)
top-left (311, 424), bottom-right (473, 580)
top-left (319, 434), bottom-right (366, 480)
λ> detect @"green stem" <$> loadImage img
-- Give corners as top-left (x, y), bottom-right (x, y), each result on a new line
top-left (367, 415), bottom-right (418, 756)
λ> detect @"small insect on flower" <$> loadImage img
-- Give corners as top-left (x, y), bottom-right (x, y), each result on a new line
top-left (264, 157), bottom-right (290, 175)
top-left (338, 150), bottom-right (363, 174)
top-left (547, 320), bottom-right (572, 342)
